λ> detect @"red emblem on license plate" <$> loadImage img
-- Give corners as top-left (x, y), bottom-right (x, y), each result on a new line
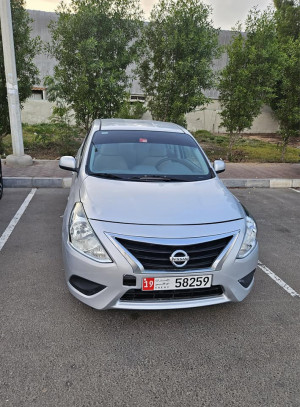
top-left (142, 278), bottom-right (155, 290)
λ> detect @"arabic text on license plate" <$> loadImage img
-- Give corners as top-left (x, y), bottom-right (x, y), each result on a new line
top-left (142, 275), bottom-right (212, 291)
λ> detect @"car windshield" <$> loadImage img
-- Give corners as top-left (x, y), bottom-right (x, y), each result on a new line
top-left (86, 130), bottom-right (213, 182)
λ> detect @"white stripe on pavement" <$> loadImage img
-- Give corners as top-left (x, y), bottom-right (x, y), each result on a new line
top-left (0, 188), bottom-right (37, 252)
top-left (258, 260), bottom-right (300, 298)
top-left (291, 188), bottom-right (300, 193)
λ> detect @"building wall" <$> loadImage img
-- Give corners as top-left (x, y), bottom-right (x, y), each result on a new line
top-left (28, 10), bottom-right (58, 86)
top-left (21, 100), bottom-right (56, 124)
top-left (22, 99), bottom-right (279, 134)
top-left (185, 101), bottom-right (279, 134)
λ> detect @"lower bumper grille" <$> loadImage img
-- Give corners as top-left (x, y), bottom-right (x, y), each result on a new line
top-left (69, 275), bottom-right (106, 296)
top-left (120, 286), bottom-right (223, 302)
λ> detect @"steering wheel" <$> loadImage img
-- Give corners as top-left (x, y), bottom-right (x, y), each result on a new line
top-left (155, 157), bottom-right (195, 171)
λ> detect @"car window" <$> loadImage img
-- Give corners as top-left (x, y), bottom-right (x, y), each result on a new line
top-left (86, 130), bottom-right (213, 182)
top-left (76, 127), bottom-right (91, 169)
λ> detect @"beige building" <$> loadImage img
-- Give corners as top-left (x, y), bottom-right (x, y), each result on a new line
top-left (22, 10), bottom-right (279, 134)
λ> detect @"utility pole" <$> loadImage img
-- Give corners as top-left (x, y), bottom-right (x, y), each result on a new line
top-left (0, 0), bottom-right (32, 166)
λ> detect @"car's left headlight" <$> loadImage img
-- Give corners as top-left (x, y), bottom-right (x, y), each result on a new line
top-left (69, 202), bottom-right (112, 263)
top-left (237, 216), bottom-right (257, 258)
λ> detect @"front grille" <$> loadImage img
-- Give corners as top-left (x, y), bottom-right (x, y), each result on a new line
top-left (116, 236), bottom-right (232, 271)
top-left (120, 286), bottom-right (224, 302)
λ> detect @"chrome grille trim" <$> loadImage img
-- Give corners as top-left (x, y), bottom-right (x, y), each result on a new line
top-left (107, 232), bottom-right (239, 274)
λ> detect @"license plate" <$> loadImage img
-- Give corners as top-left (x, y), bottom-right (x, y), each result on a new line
top-left (142, 275), bottom-right (212, 291)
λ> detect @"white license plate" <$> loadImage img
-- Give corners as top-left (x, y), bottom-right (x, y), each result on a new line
top-left (142, 275), bottom-right (212, 291)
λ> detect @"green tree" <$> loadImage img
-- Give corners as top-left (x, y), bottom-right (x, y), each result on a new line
top-left (48, 0), bottom-right (142, 130)
top-left (0, 0), bottom-right (40, 142)
top-left (136, 0), bottom-right (219, 126)
top-left (117, 96), bottom-right (147, 119)
top-left (273, 0), bottom-right (300, 39)
top-left (218, 10), bottom-right (282, 160)
top-left (271, 0), bottom-right (300, 161)
top-left (218, 31), bottom-right (253, 159)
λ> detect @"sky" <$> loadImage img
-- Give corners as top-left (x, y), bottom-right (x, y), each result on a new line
top-left (25, 0), bottom-right (272, 30)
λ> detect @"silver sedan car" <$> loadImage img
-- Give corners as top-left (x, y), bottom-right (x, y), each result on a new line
top-left (59, 119), bottom-right (258, 310)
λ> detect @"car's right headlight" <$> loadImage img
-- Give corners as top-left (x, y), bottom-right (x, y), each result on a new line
top-left (237, 216), bottom-right (257, 259)
top-left (69, 202), bottom-right (112, 263)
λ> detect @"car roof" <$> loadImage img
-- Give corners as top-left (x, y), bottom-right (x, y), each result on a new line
top-left (98, 119), bottom-right (186, 133)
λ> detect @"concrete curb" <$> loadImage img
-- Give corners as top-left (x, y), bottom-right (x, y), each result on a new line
top-left (3, 177), bottom-right (300, 188)
top-left (224, 178), bottom-right (300, 188)
top-left (3, 177), bottom-right (72, 188)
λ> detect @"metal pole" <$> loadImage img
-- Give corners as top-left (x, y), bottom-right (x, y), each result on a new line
top-left (0, 0), bottom-right (32, 166)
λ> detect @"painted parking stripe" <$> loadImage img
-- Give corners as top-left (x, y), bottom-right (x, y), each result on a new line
top-left (0, 188), bottom-right (37, 252)
top-left (258, 260), bottom-right (300, 298)
top-left (291, 188), bottom-right (300, 193)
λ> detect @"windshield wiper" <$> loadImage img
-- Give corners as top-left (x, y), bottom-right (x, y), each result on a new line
top-left (91, 173), bottom-right (125, 180)
top-left (129, 175), bottom-right (185, 182)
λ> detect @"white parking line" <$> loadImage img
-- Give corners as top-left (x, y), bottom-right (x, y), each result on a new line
top-left (0, 188), bottom-right (37, 252)
top-left (291, 188), bottom-right (300, 193)
top-left (258, 260), bottom-right (300, 298)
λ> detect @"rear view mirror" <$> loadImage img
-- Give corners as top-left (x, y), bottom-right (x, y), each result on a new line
top-left (59, 156), bottom-right (77, 172)
top-left (213, 160), bottom-right (225, 174)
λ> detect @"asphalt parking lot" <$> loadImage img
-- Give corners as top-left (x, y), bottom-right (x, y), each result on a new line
top-left (0, 187), bottom-right (299, 407)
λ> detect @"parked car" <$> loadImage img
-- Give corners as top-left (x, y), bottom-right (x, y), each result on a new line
top-left (0, 159), bottom-right (3, 199)
top-left (59, 119), bottom-right (258, 310)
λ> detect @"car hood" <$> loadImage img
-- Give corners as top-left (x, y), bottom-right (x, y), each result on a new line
top-left (80, 176), bottom-right (244, 225)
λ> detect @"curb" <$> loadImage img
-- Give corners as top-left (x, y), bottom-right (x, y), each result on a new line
top-left (223, 178), bottom-right (300, 188)
top-left (3, 177), bottom-right (72, 188)
top-left (3, 177), bottom-right (300, 189)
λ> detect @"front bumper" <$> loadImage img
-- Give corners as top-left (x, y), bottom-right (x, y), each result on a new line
top-left (62, 219), bottom-right (258, 310)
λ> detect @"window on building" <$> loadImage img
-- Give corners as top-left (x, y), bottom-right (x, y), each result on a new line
top-left (130, 95), bottom-right (145, 103)
top-left (30, 89), bottom-right (44, 100)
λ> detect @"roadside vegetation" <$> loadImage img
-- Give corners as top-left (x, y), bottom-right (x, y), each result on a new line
top-left (46, 0), bottom-right (143, 130)
top-left (218, 1), bottom-right (300, 161)
top-left (193, 131), bottom-right (300, 163)
top-left (0, 123), bottom-right (82, 159)
top-left (136, 0), bottom-right (219, 127)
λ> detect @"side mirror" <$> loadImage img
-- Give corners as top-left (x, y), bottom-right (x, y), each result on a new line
top-left (213, 160), bottom-right (225, 174)
top-left (59, 156), bottom-right (77, 172)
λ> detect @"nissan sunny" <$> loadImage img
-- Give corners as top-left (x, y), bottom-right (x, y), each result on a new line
top-left (59, 119), bottom-right (258, 310)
